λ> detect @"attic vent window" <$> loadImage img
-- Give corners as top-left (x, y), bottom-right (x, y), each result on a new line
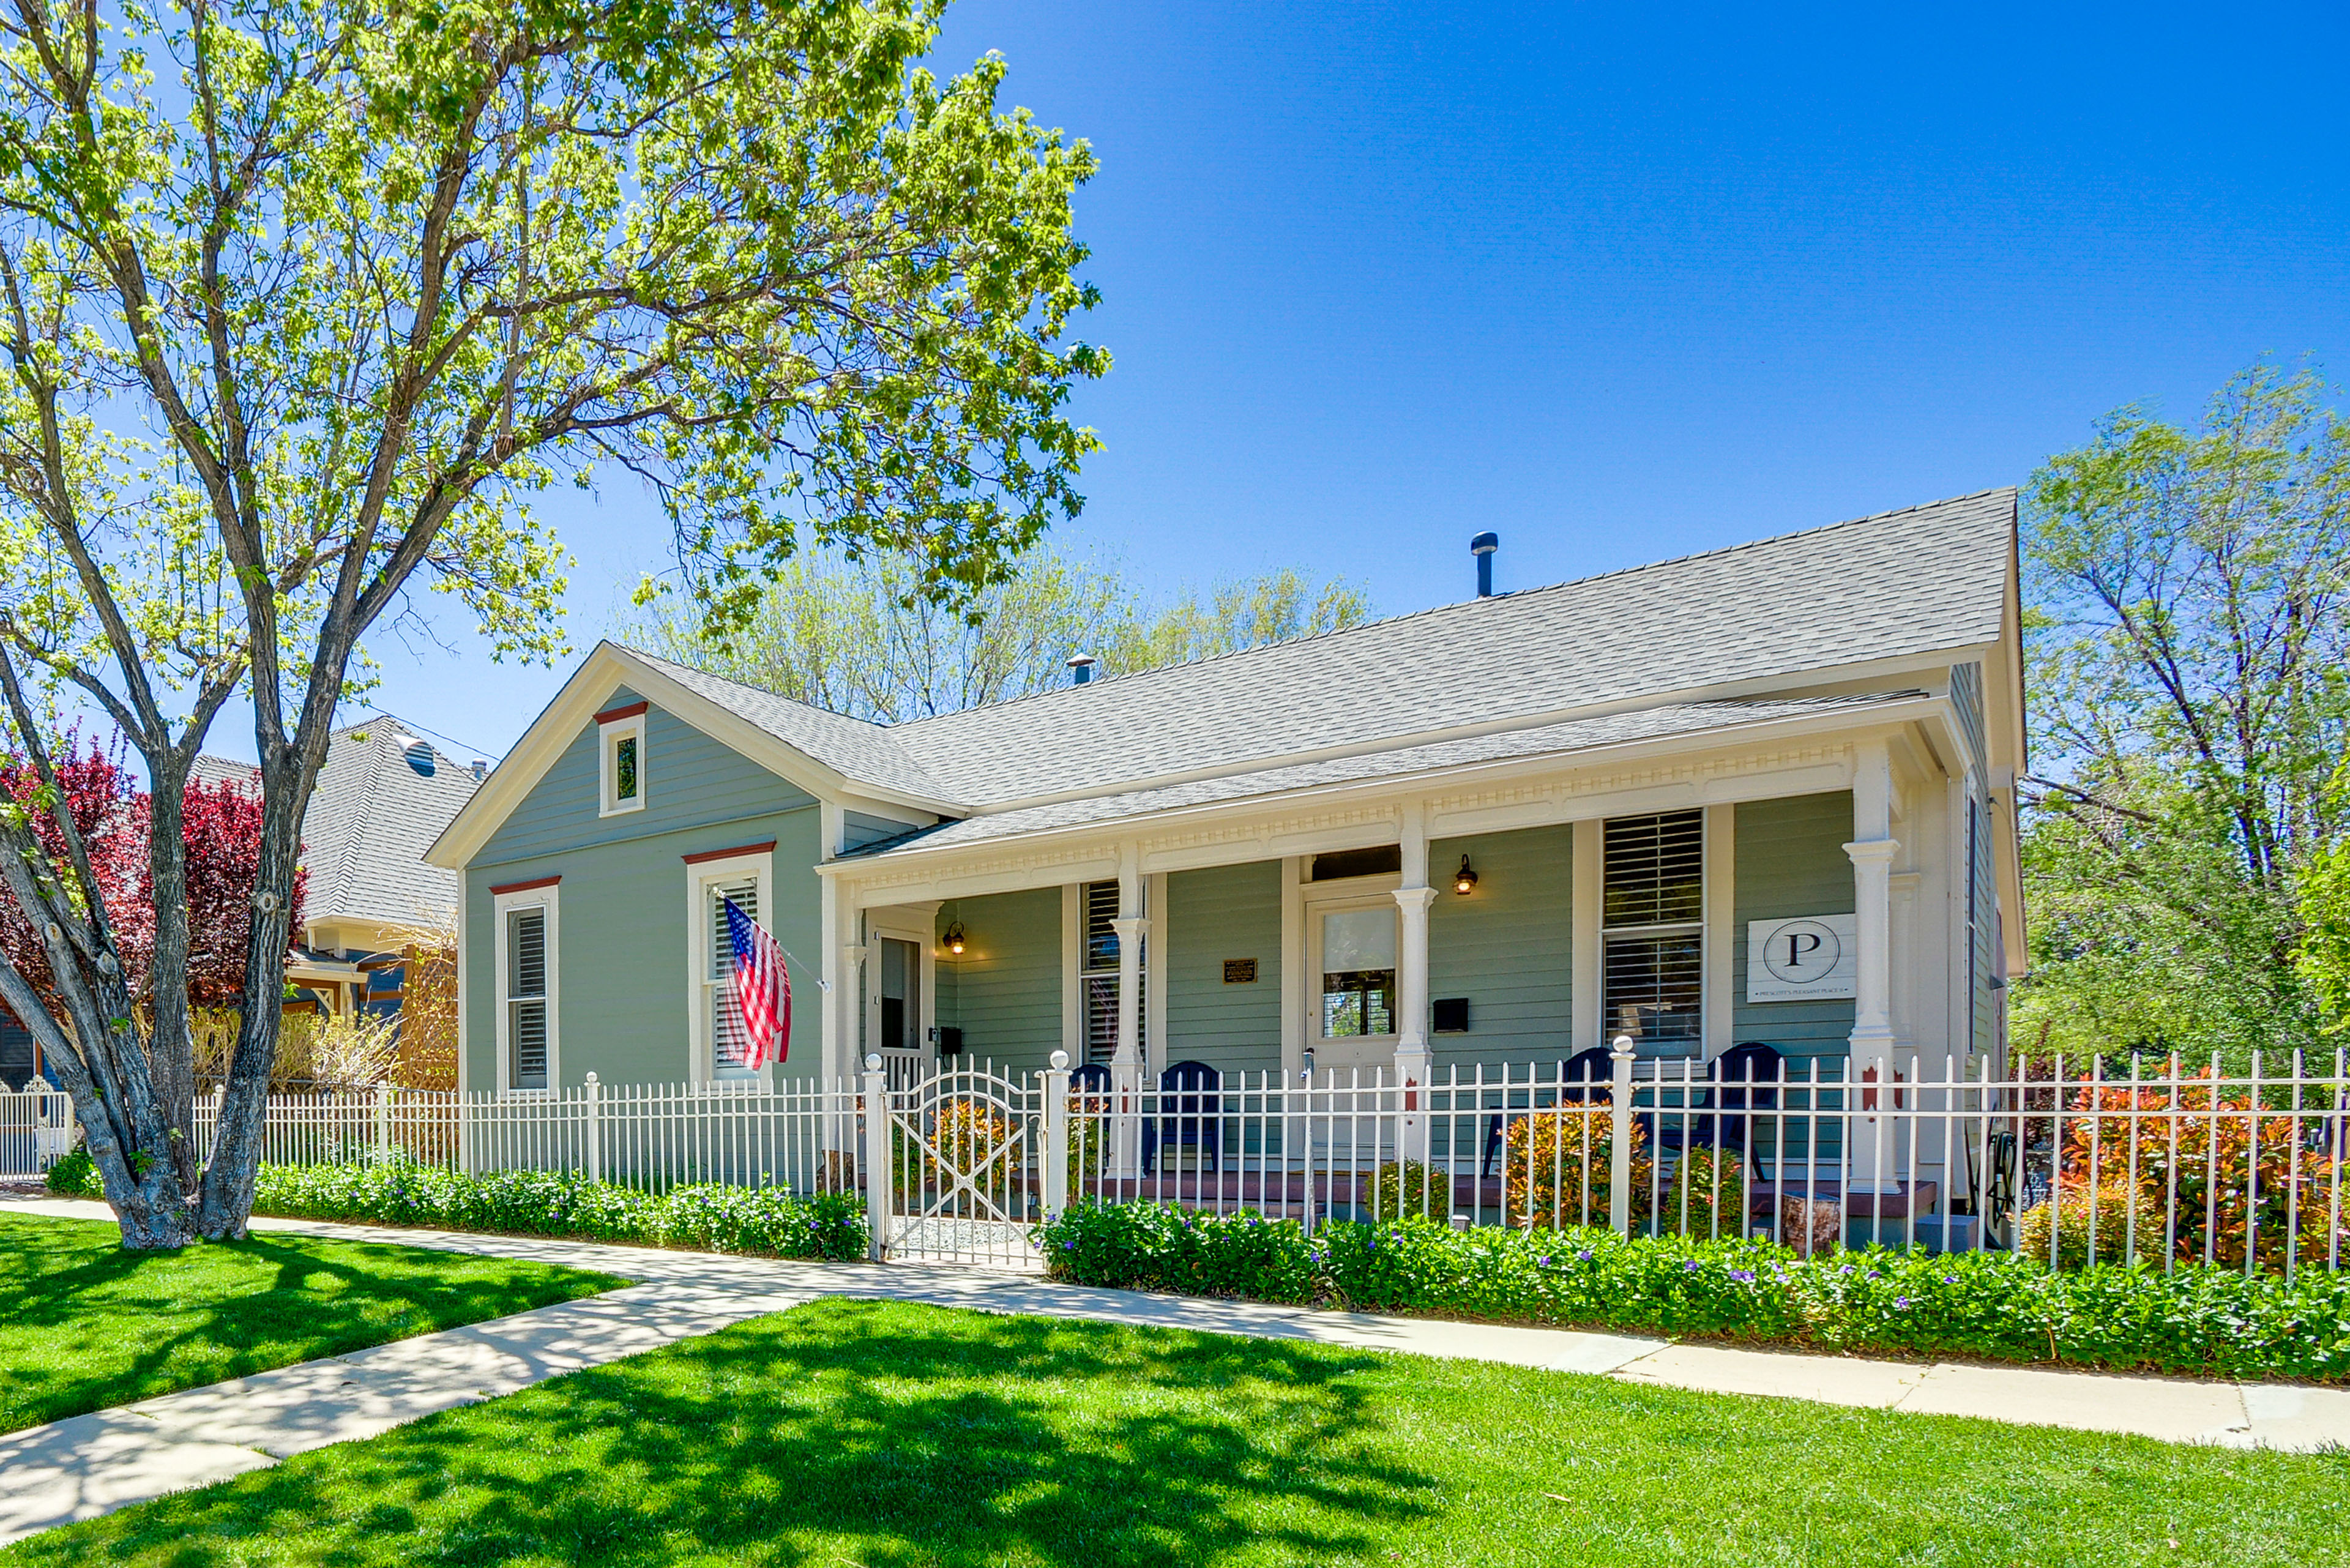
top-left (400, 739), bottom-right (435, 777)
top-left (597, 704), bottom-right (648, 817)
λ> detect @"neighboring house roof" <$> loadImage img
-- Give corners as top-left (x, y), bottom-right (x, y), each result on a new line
top-left (196, 717), bottom-right (485, 940)
top-left (430, 488), bottom-right (2020, 870)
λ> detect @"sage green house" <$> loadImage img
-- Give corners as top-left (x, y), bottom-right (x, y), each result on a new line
top-left (425, 490), bottom-right (2027, 1100)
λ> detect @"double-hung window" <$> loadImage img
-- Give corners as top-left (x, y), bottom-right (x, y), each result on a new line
top-left (705, 876), bottom-right (759, 1078)
top-left (1601, 810), bottom-right (1704, 1056)
top-left (1076, 879), bottom-right (1147, 1065)
top-left (494, 882), bottom-right (559, 1091)
top-left (686, 845), bottom-right (772, 1083)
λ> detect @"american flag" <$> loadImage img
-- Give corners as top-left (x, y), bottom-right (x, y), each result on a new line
top-left (722, 897), bottom-right (791, 1069)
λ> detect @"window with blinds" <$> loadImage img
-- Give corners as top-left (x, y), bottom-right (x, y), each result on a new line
top-left (1080, 879), bottom-right (1141, 1065)
top-left (507, 906), bottom-right (548, 1090)
top-left (1600, 810), bottom-right (1703, 1056)
top-left (707, 879), bottom-right (756, 1075)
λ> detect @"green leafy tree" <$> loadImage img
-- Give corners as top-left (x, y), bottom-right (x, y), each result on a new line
top-left (2299, 761), bottom-right (2350, 1037)
top-left (2015, 362), bottom-right (2350, 1064)
top-left (0, 0), bottom-right (1102, 1246)
top-left (625, 548), bottom-right (1370, 722)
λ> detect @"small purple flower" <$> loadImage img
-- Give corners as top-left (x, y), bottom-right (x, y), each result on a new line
top-left (1683, 1260), bottom-right (1699, 1272)
top-left (1867, 1270), bottom-right (1880, 1280)
top-left (1537, 1255), bottom-right (1550, 1267)
top-left (1729, 1268), bottom-right (1756, 1284)
top-left (1895, 1296), bottom-right (1911, 1309)
top-left (1576, 1249), bottom-right (1593, 1261)
top-left (1942, 1275), bottom-right (1958, 1285)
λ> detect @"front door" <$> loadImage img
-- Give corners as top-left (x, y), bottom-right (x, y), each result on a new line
top-left (874, 934), bottom-right (927, 1088)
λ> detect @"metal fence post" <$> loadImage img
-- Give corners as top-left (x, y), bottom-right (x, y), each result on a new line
top-left (583, 1072), bottom-right (602, 1184)
top-left (1608, 1035), bottom-right (1637, 1236)
top-left (1043, 1050), bottom-right (1071, 1219)
top-left (374, 1083), bottom-right (391, 1162)
top-left (862, 1053), bottom-right (892, 1261)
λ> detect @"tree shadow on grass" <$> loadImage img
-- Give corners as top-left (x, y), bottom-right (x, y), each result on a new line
top-left (0, 1221), bottom-right (609, 1435)
top-left (23, 1299), bottom-right (1442, 1567)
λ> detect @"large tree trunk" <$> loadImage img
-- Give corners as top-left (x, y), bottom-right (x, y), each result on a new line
top-left (144, 758), bottom-right (201, 1195)
top-left (194, 746), bottom-right (311, 1240)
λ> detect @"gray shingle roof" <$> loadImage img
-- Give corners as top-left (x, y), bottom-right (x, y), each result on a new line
top-left (849, 692), bottom-right (1929, 856)
top-left (195, 715), bottom-right (483, 938)
top-left (609, 489), bottom-right (2012, 847)
top-left (621, 649), bottom-right (958, 804)
top-left (886, 489), bottom-right (2013, 807)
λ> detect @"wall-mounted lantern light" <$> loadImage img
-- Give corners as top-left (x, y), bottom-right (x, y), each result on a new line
top-left (1453, 855), bottom-right (1479, 895)
top-left (944, 920), bottom-right (968, 956)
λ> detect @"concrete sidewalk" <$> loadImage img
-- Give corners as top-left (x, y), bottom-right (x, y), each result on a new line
top-left (2, 1194), bottom-right (2344, 1544)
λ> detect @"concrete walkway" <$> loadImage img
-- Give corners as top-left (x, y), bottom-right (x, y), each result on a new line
top-left (2, 1194), bottom-right (2345, 1544)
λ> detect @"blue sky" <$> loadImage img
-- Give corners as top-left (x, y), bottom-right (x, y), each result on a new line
top-left (311, 1), bottom-right (2347, 767)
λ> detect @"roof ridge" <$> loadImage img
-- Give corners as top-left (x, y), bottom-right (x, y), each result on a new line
top-left (616, 644), bottom-right (907, 734)
top-left (891, 487), bottom-right (2016, 731)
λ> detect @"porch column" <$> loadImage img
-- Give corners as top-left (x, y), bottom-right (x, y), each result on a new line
top-left (1392, 802), bottom-right (1434, 1163)
top-left (1845, 741), bottom-right (1899, 1069)
top-left (1110, 846), bottom-right (1148, 1176)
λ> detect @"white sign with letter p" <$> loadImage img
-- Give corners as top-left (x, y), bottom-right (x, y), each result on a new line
top-left (1745, 914), bottom-right (1858, 1002)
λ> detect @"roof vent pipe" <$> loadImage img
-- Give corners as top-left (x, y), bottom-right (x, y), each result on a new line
top-left (1066, 653), bottom-right (1098, 685)
top-left (1470, 531), bottom-right (1499, 597)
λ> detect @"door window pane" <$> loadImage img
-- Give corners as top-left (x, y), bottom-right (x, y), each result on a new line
top-left (1321, 906), bottom-right (1397, 1038)
top-left (880, 936), bottom-right (920, 1053)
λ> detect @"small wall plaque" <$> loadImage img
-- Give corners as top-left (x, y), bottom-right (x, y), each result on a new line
top-left (1222, 958), bottom-right (1258, 985)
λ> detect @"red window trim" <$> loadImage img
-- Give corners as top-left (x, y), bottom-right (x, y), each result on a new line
top-left (595, 700), bottom-right (649, 724)
top-left (490, 875), bottom-right (562, 896)
top-left (682, 841), bottom-right (776, 866)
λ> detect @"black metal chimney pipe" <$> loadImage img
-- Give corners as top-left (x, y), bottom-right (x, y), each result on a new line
top-left (1470, 532), bottom-right (1498, 597)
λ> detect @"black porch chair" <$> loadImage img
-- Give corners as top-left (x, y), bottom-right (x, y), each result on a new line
top-left (1482, 1047), bottom-right (1614, 1179)
top-left (1639, 1041), bottom-right (1785, 1181)
top-left (1143, 1059), bottom-right (1223, 1175)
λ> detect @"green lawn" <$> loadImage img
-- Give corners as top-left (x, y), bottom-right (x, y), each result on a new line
top-left (13, 1298), bottom-right (2348, 1567)
top-left (0, 1214), bottom-right (620, 1434)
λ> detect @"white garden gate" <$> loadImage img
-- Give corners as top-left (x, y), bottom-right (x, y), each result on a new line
top-left (863, 1056), bottom-right (1052, 1269)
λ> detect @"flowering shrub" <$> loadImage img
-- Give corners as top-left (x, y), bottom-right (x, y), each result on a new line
top-left (250, 1159), bottom-right (867, 1261)
top-left (1502, 1106), bottom-right (1649, 1230)
top-left (896, 1097), bottom-right (1021, 1209)
top-left (2051, 1076), bottom-right (2347, 1272)
top-left (1033, 1200), bottom-right (2350, 1383)
top-left (1360, 1159), bottom-right (1452, 1223)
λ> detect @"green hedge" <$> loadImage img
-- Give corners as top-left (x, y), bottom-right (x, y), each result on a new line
top-left (248, 1162), bottom-right (867, 1261)
top-left (1037, 1201), bottom-right (2350, 1384)
top-left (48, 1154), bottom-right (867, 1262)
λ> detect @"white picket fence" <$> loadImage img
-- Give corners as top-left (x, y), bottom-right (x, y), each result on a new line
top-left (7, 1044), bottom-right (2347, 1276)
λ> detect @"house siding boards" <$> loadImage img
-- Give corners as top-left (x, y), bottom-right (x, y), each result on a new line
top-left (933, 888), bottom-right (1061, 1067)
top-left (1163, 861), bottom-right (1283, 1079)
top-left (1731, 791), bottom-right (1857, 1059)
top-left (1428, 825), bottom-right (1575, 1067)
top-left (462, 695), bottom-right (824, 1090)
top-left (476, 690), bottom-right (816, 865)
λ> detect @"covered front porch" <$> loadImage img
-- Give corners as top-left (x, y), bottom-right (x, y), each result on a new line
top-left (818, 715), bottom-right (2002, 1250)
